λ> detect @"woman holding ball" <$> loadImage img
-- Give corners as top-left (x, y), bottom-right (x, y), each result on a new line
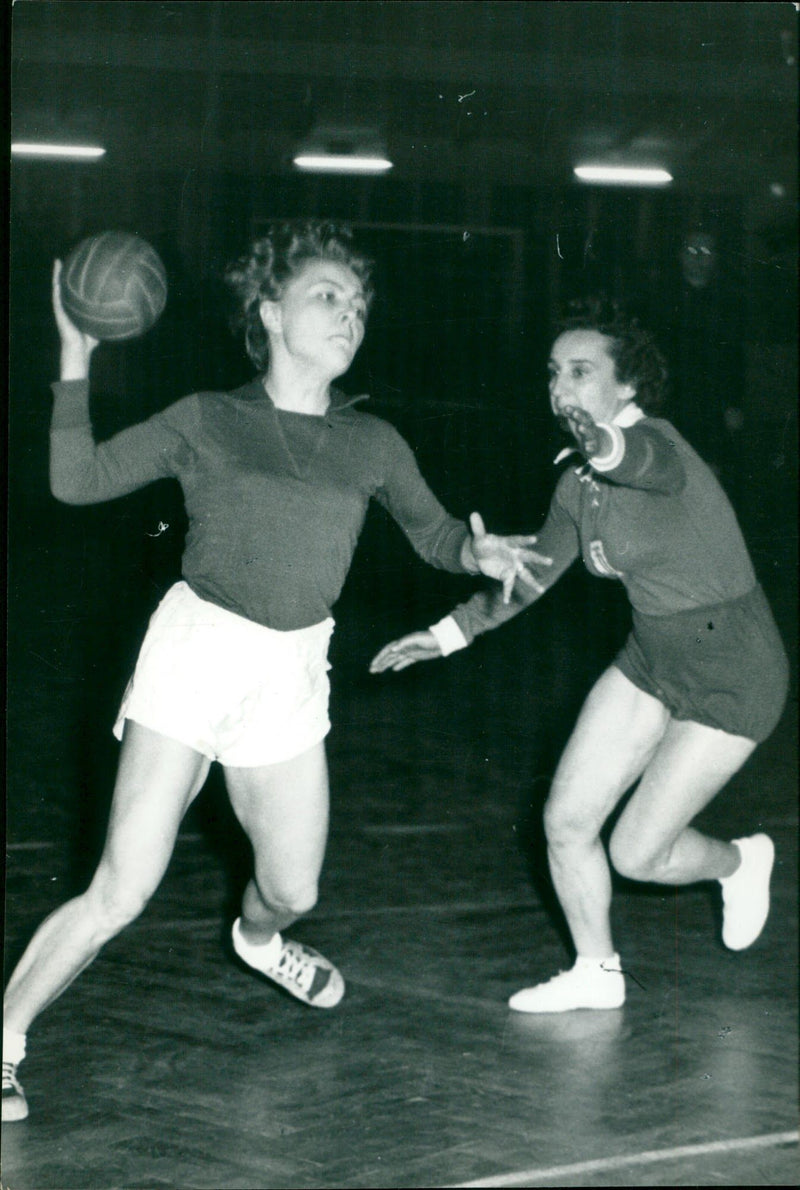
top-left (371, 298), bottom-right (789, 1014)
top-left (2, 220), bottom-right (546, 1121)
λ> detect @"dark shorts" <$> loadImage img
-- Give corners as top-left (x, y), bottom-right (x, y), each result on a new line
top-left (615, 585), bottom-right (789, 742)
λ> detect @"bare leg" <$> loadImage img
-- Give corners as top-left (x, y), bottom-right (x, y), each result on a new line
top-left (544, 667), bottom-right (670, 958)
top-left (4, 722), bottom-right (209, 1035)
top-left (224, 742), bottom-right (330, 945)
top-left (608, 718), bottom-right (756, 883)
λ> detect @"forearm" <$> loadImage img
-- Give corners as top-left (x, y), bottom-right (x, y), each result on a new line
top-left (442, 581), bottom-right (543, 650)
top-left (431, 504), bottom-right (578, 650)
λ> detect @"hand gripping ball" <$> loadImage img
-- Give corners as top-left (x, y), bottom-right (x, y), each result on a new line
top-left (60, 231), bottom-right (167, 341)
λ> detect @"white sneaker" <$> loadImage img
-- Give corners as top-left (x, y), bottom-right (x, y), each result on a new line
top-left (508, 955), bottom-right (625, 1013)
top-left (232, 918), bottom-right (345, 1008)
top-left (2, 1058), bottom-right (29, 1122)
top-left (720, 834), bottom-right (775, 951)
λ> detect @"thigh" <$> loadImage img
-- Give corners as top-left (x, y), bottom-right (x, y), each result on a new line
top-left (548, 666), bottom-right (670, 833)
top-left (613, 717), bottom-right (757, 856)
top-left (224, 742), bottom-right (330, 884)
top-left (98, 721), bottom-right (211, 890)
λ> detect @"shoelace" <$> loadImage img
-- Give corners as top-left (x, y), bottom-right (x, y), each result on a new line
top-left (276, 942), bottom-right (319, 992)
top-left (3, 1059), bottom-right (23, 1091)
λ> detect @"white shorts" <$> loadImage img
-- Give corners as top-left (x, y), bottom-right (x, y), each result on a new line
top-left (113, 582), bottom-right (334, 767)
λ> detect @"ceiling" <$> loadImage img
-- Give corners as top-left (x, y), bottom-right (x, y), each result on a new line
top-left (9, 1), bottom-right (799, 215)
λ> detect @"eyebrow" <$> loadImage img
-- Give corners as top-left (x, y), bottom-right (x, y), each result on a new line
top-left (310, 275), bottom-right (366, 301)
top-left (549, 357), bottom-right (596, 366)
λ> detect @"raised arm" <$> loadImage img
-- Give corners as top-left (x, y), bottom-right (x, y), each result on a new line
top-left (562, 405), bottom-right (685, 494)
top-left (49, 261), bottom-right (188, 505)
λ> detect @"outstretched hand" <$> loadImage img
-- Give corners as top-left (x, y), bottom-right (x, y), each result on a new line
top-left (468, 512), bottom-right (552, 604)
top-left (560, 405), bottom-right (611, 459)
top-left (369, 631), bottom-right (442, 673)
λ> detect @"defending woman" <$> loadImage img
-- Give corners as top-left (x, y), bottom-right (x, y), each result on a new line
top-left (371, 298), bottom-right (789, 1013)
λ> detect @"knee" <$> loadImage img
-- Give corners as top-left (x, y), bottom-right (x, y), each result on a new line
top-left (608, 828), bottom-right (667, 882)
top-left (257, 878), bottom-right (319, 919)
top-left (85, 871), bottom-right (154, 937)
top-left (543, 797), bottom-right (601, 854)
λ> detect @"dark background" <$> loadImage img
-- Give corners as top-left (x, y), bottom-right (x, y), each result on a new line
top-left (7, 2), bottom-right (798, 868)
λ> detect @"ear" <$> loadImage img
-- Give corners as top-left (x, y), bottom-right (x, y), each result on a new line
top-left (259, 298), bottom-right (281, 335)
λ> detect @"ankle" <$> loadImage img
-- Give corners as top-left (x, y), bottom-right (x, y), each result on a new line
top-left (574, 952), bottom-right (620, 972)
top-left (233, 918), bottom-right (282, 959)
top-left (3, 1027), bottom-right (27, 1065)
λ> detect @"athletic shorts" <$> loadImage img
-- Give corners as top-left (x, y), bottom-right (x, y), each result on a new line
top-left (113, 582), bottom-right (334, 766)
top-left (614, 584), bottom-right (789, 742)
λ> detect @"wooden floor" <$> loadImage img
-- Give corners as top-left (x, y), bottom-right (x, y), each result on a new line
top-left (4, 540), bottom-right (798, 1187)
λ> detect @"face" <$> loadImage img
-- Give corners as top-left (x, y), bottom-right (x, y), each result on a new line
top-left (260, 258), bottom-right (367, 378)
top-left (548, 330), bottom-right (636, 425)
top-left (679, 231), bottom-right (716, 289)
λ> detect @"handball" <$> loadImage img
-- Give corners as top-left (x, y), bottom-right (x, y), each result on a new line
top-left (60, 231), bottom-right (167, 341)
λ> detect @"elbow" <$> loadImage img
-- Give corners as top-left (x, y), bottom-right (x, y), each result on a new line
top-left (658, 464), bottom-right (687, 496)
top-left (644, 458), bottom-right (686, 496)
top-left (50, 468), bottom-right (90, 505)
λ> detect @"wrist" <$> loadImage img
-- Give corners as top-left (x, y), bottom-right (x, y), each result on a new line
top-left (60, 347), bottom-right (91, 381)
top-left (589, 423), bottom-right (625, 471)
top-left (429, 615), bottom-right (469, 656)
top-left (460, 535), bottom-right (481, 574)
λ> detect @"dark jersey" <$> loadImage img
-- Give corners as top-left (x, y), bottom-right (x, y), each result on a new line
top-left (50, 378), bottom-right (471, 631)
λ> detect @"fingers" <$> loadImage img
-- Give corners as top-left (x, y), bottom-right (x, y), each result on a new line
top-left (369, 650), bottom-right (419, 673)
top-left (515, 567), bottom-right (546, 595)
top-left (369, 637), bottom-right (420, 672)
top-left (502, 572), bottom-right (516, 604)
top-left (561, 404), bottom-right (592, 426)
top-left (370, 631), bottom-right (441, 673)
top-left (469, 511), bottom-right (486, 539)
top-left (369, 645), bottom-right (400, 672)
top-left (517, 548), bottom-right (553, 567)
top-left (392, 656), bottom-right (418, 672)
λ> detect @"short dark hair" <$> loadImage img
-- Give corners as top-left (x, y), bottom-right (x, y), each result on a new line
top-left (224, 220), bottom-right (375, 371)
top-left (555, 296), bottom-right (669, 414)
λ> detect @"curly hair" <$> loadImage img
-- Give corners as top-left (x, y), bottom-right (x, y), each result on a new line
top-left (224, 220), bottom-right (375, 372)
top-left (555, 296), bottom-right (669, 414)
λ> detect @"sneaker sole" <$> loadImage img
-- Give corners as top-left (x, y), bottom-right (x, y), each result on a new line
top-left (2, 1098), bottom-right (29, 1122)
top-left (722, 834), bottom-right (775, 951)
top-left (508, 992), bottom-right (625, 1013)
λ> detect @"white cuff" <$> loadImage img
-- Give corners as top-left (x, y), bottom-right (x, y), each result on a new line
top-left (590, 423), bottom-right (625, 471)
top-left (429, 615), bottom-right (469, 656)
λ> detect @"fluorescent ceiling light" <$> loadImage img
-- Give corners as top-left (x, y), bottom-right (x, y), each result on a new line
top-left (574, 165), bottom-right (672, 186)
top-left (11, 142), bottom-right (106, 160)
top-left (293, 153), bottom-right (393, 175)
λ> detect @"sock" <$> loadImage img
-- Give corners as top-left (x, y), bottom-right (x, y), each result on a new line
top-left (3, 1028), bottom-right (27, 1066)
top-left (234, 919), bottom-right (282, 963)
top-left (719, 841), bottom-right (744, 885)
top-left (575, 953), bottom-right (620, 973)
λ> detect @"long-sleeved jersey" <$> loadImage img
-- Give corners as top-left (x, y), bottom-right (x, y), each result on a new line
top-left (446, 413), bottom-right (758, 645)
top-left (50, 378), bottom-right (472, 631)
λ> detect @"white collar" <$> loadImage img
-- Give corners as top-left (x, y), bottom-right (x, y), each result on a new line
top-left (614, 402), bottom-right (645, 427)
top-left (553, 402), bottom-right (645, 465)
